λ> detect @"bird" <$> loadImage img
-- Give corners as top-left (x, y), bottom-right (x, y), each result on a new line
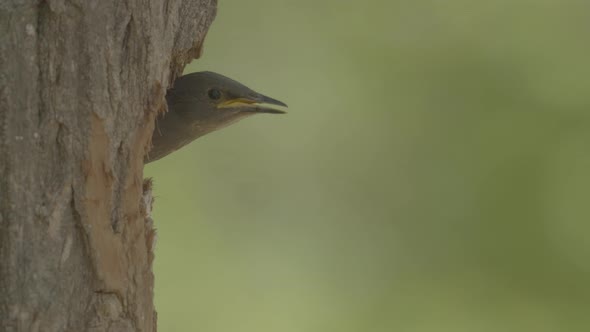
top-left (145, 71), bottom-right (287, 163)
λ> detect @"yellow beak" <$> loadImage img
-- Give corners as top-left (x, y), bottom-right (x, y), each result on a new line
top-left (217, 98), bottom-right (258, 108)
top-left (216, 95), bottom-right (287, 114)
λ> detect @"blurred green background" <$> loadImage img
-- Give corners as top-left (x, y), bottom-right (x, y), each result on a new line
top-left (145, 1), bottom-right (590, 331)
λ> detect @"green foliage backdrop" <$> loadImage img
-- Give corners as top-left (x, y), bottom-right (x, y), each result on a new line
top-left (146, 1), bottom-right (590, 331)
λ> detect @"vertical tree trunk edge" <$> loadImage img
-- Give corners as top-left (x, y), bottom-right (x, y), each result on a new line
top-left (0, 1), bottom-right (217, 331)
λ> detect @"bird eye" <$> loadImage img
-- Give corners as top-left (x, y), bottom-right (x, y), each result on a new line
top-left (208, 89), bottom-right (222, 100)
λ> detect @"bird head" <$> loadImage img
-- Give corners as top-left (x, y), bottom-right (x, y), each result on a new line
top-left (166, 71), bottom-right (287, 131)
top-left (146, 71), bottom-right (287, 163)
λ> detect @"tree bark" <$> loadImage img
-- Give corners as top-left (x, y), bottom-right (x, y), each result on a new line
top-left (0, 1), bottom-right (216, 331)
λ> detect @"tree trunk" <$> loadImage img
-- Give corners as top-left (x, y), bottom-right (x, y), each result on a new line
top-left (0, 1), bottom-right (216, 331)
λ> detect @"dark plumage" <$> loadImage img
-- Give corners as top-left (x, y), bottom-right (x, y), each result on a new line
top-left (146, 72), bottom-right (286, 163)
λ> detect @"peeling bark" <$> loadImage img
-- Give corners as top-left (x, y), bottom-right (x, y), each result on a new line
top-left (0, 1), bottom-right (217, 331)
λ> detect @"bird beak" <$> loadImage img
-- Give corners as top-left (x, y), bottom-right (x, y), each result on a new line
top-left (218, 93), bottom-right (288, 114)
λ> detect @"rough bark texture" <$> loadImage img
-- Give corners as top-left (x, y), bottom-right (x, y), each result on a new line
top-left (0, 0), bottom-right (216, 331)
